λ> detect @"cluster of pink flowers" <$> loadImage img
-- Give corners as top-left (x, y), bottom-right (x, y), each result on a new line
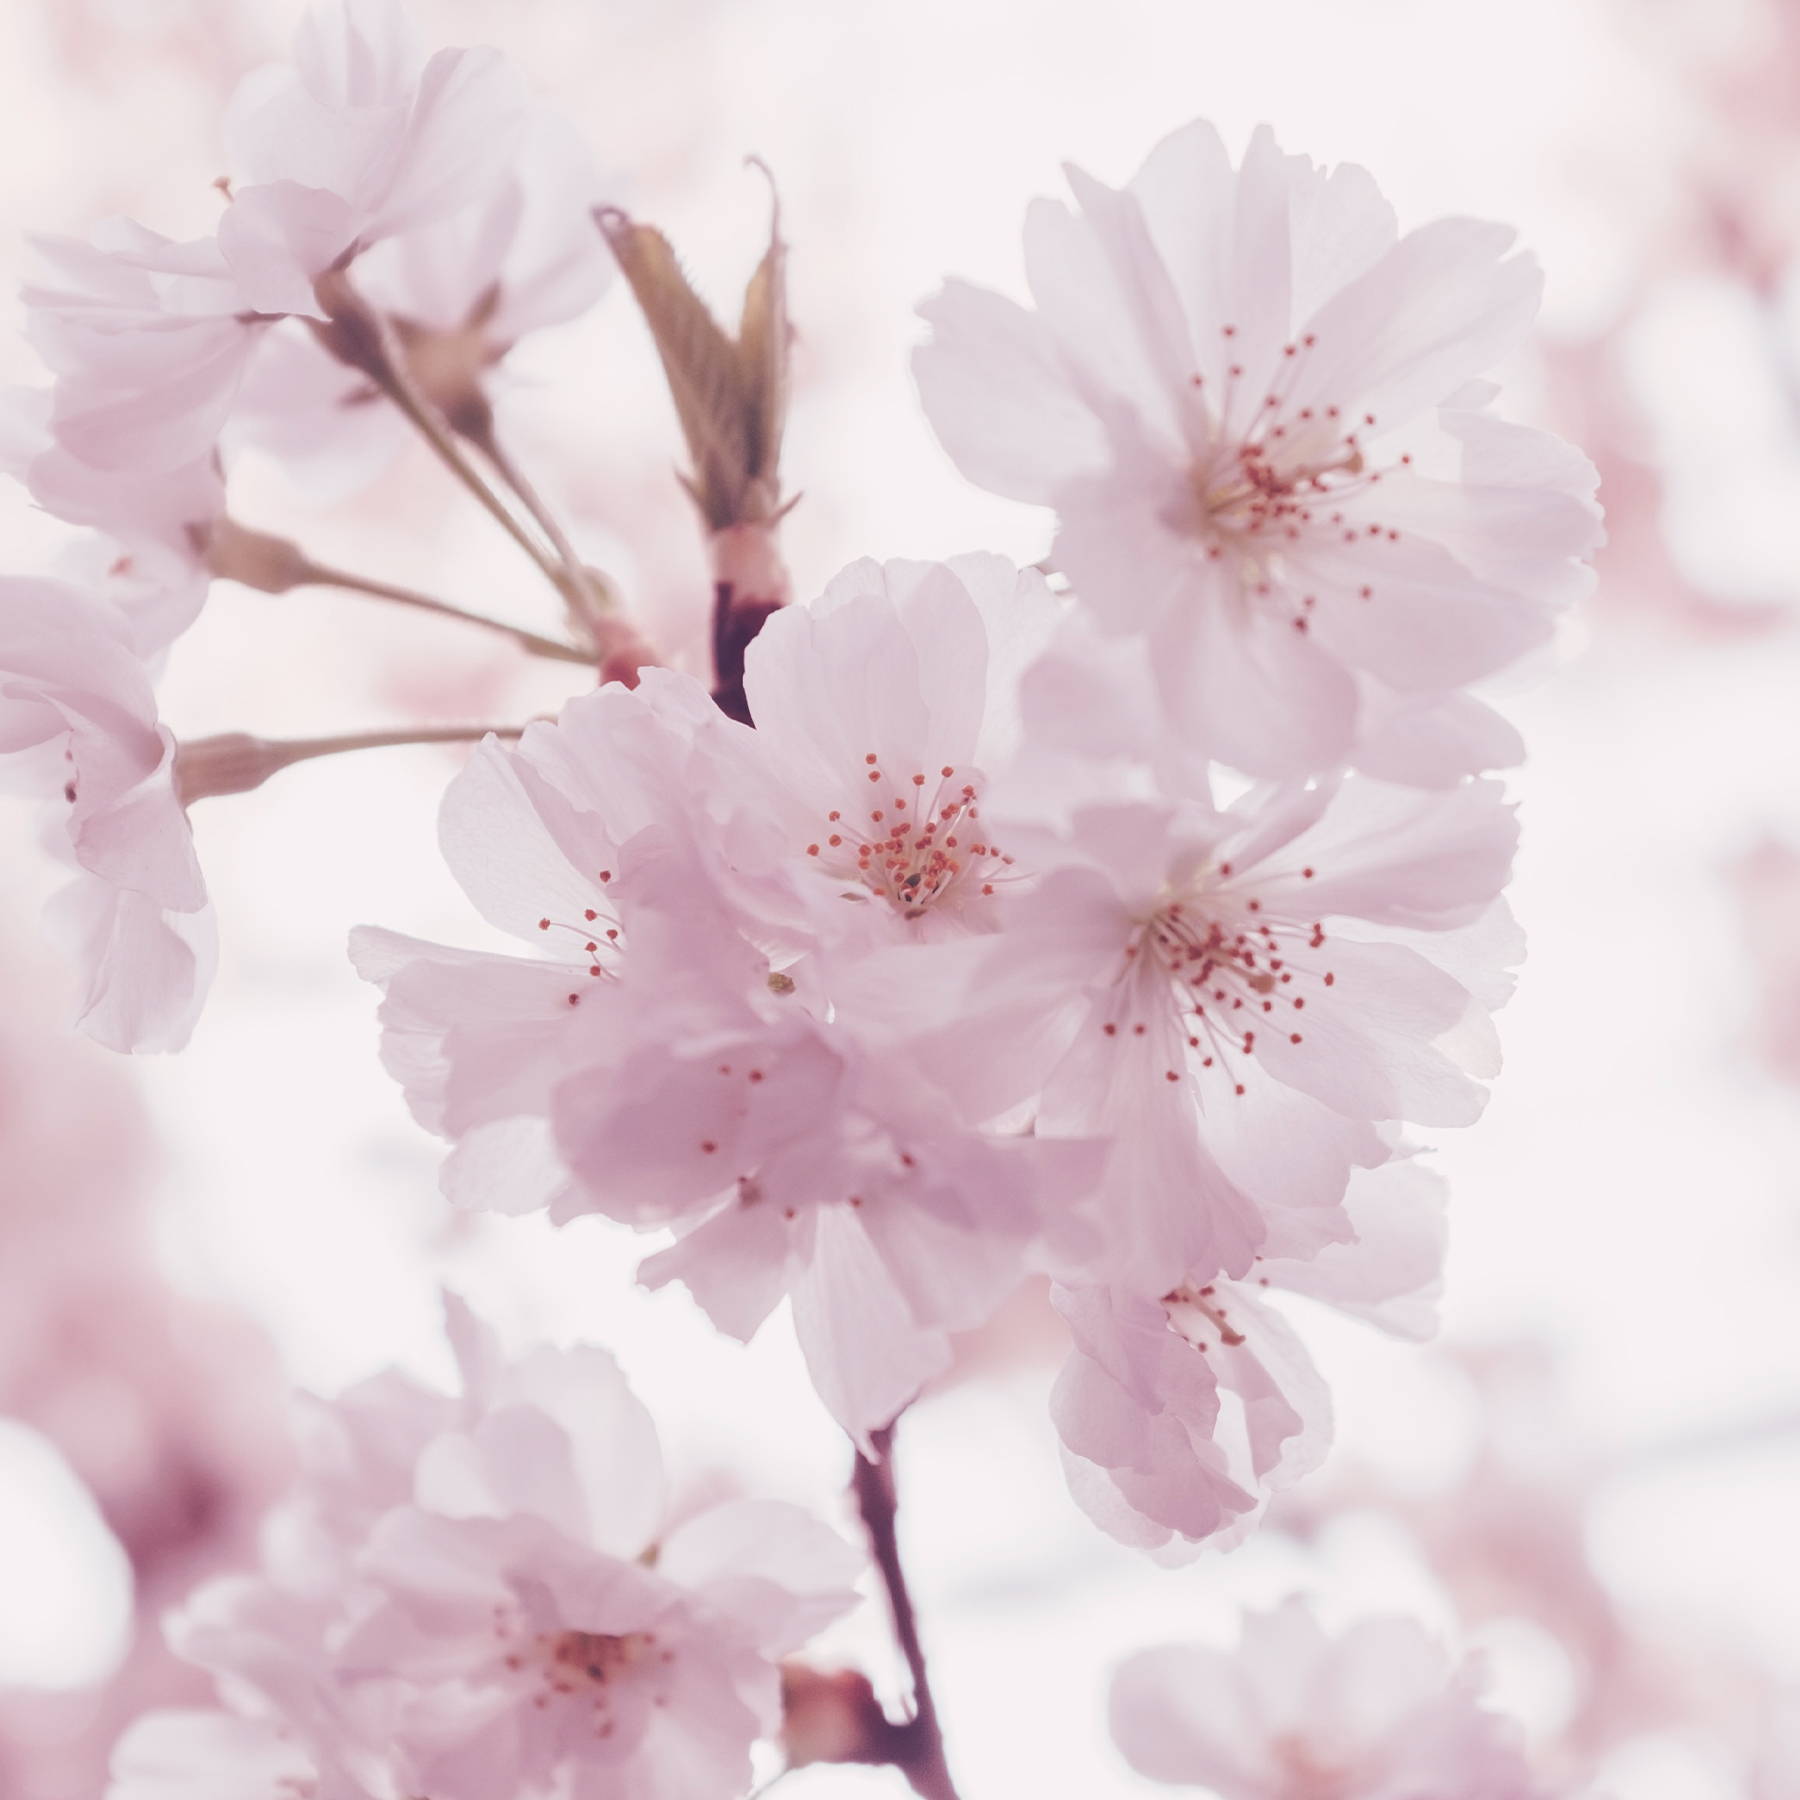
top-left (1, 0), bottom-right (611, 1049)
top-left (0, 2), bottom-right (1607, 1795)
top-left (108, 1297), bottom-right (860, 1800)
top-left (356, 122), bottom-right (1598, 1555)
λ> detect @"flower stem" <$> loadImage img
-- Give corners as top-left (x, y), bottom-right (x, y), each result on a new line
top-left (310, 272), bottom-right (566, 590)
top-left (176, 724), bottom-right (523, 804)
top-left (850, 1420), bottom-right (963, 1800)
top-left (298, 561), bottom-right (597, 665)
top-left (466, 422), bottom-right (614, 632)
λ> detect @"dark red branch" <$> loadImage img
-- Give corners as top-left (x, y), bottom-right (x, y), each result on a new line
top-left (850, 1421), bottom-right (963, 1800)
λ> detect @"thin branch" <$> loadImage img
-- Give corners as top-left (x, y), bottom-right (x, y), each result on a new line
top-left (850, 1421), bottom-right (962, 1800)
top-left (298, 561), bottom-right (597, 665)
top-left (309, 274), bottom-right (566, 590)
top-left (176, 723), bottom-right (524, 805)
top-left (466, 422), bottom-right (613, 629)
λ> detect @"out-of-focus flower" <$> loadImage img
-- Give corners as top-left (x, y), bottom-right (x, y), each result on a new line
top-left (1110, 1597), bottom-right (1552, 1798)
top-left (111, 1301), bottom-right (861, 1800)
top-left (0, 577), bottom-right (215, 1051)
top-left (916, 120), bottom-right (1602, 777)
top-left (1052, 1156), bottom-right (1443, 1553)
top-left (217, 0), bottom-right (527, 317)
top-left (232, 104), bottom-right (613, 486)
top-left (0, 930), bottom-right (291, 1800)
top-left (14, 0), bottom-right (592, 610)
top-left (1732, 837), bottom-right (1800, 1088)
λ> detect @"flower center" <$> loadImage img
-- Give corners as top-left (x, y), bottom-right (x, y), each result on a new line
top-left (549, 1628), bottom-right (660, 1686)
top-left (1145, 884), bottom-right (1327, 1089)
top-left (804, 755), bottom-right (1016, 920)
top-left (498, 1616), bottom-right (676, 1740)
top-left (1182, 326), bottom-right (1411, 631)
top-left (1098, 863), bottom-right (1330, 1099)
top-left (1164, 1282), bottom-right (1247, 1349)
top-left (533, 866), bottom-right (622, 1010)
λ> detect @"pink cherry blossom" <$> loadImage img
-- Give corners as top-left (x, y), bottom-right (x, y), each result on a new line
top-left (557, 930), bottom-right (1098, 1442)
top-left (1111, 1597), bottom-right (1553, 1798)
top-left (218, 0), bottom-right (527, 317)
top-left (113, 1301), bottom-right (860, 1800)
top-left (16, 1), bottom-right (536, 576)
top-left (1, 577), bottom-right (215, 1050)
top-left (18, 224), bottom-right (248, 597)
top-left (737, 553), bottom-right (1060, 949)
top-left (1052, 1155), bottom-right (1444, 1554)
top-left (230, 104), bottom-right (613, 487)
top-left (108, 1710), bottom-right (325, 1800)
top-left (355, 560), bottom-right (1102, 1440)
top-left (969, 766), bottom-right (1517, 1293)
top-left (915, 120), bottom-right (1603, 777)
top-left (350, 666), bottom-right (773, 1217)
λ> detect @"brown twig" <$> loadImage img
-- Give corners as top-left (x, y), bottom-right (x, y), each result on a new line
top-left (850, 1421), bottom-right (963, 1800)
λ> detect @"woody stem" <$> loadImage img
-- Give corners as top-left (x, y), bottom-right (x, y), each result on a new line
top-left (850, 1419), bottom-right (963, 1800)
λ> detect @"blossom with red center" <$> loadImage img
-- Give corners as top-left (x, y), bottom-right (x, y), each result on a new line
top-left (915, 120), bottom-right (1603, 778)
top-left (966, 769), bottom-right (1516, 1292)
top-left (354, 557), bottom-right (1100, 1439)
top-left (739, 553), bottom-right (1055, 947)
top-left (351, 668), bottom-right (768, 1216)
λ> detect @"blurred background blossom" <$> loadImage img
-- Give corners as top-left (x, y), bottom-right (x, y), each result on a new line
top-left (2, 1), bottom-right (1799, 1795)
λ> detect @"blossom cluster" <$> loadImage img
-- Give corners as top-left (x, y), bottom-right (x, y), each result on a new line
top-left (1, 0), bottom-right (611, 1049)
top-left (354, 124), bottom-right (1599, 1552)
top-left (0, 1), bottom-right (1604, 1794)
top-left (107, 1297), bottom-right (861, 1800)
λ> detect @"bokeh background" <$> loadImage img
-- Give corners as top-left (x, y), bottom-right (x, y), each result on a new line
top-left (3, 1), bottom-right (1800, 1795)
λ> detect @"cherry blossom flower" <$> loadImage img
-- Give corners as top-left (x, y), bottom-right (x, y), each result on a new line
top-left (1051, 1155), bottom-right (1445, 1553)
top-left (18, 224), bottom-right (246, 604)
top-left (111, 1302), bottom-right (861, 1800)
top-left (915, 120), bottom-right (1603, 777)
top-left (556, 927), bottom-right (1099, 1442)
top-left (737, 552), bottom-right (1060, 948)
top-left (356, 558), bottom-right (1100, 1440)
top-left (350, 666), bottom-right (773, 1217)
top-left (230, 103), bottom-right (613, 488)
top-left (108, 1711), bottom-right (323, 1800)
top-left (0, 577), bottom-right (215, 1051)
top-left (217, 0), bottom-right (527, 318)
top-left (1110, 1598), bottom-right (1552, 1798)
top-left (969, 765), bottom-right (1518, 1293)
top-left (16, 0), bottom-right (536, 577)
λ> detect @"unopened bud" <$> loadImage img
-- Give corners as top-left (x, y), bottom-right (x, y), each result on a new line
top-left (596, 177), bottom-right (791, 534)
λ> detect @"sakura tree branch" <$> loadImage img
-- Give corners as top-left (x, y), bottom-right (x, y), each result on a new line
top-left (175, 723), bottom-right (524, 804)
top-left (851, 1421), bottom-right (963, 1800)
